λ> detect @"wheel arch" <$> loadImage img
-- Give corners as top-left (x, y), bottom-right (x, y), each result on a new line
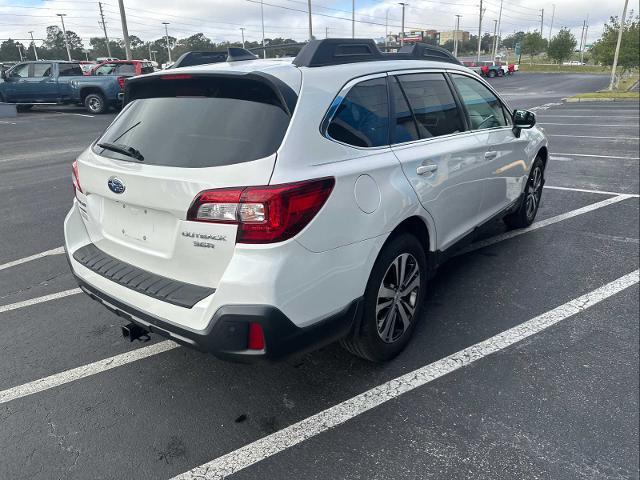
top-left (537, 145), bottom-right (549, 168)
top-left (385, 215), bottom-right (435, 255)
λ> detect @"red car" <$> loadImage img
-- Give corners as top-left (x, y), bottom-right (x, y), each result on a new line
top-left (87, 60), bottom-right (155, 77)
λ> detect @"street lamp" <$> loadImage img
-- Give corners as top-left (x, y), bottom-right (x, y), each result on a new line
top-left (56, 13), bottom-right (72, 61)
top-left (162, 22), bottom-right (172, 64)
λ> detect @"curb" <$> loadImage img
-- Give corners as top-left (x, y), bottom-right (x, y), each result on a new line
top-left (566, 97), bottom-right (637, 102)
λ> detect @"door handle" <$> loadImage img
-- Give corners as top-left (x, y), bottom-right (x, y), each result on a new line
top-left (484, 151), bottom-right (498, 159)
top-left (417, 164), bottom-right (438, 175)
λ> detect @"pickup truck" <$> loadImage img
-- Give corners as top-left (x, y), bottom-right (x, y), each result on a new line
top-left (0, 60), bottom-right (123, 114)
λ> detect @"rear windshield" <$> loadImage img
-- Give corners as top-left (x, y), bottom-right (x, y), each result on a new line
top-left (94, 76), bottom-right (291, 168)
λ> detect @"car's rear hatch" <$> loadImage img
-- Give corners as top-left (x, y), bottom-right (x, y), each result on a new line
top-left (74, 72), bottom-right (298, 290)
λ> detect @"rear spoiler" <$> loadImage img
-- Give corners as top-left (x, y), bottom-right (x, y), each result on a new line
top-left (169, 48), bottom-right (258, 69)
top-left (123, 71), bottom-right (298, 117)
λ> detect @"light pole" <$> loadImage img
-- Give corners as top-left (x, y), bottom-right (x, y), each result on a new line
top-left (260, 0), bottom-right (266, 58)
top-left (307, 0), bottom-right (313, 40)
top-left (118, 0), bottom-right (132, 60)
top-left (548, 3), bottom-right (555, 41)
top-left (491, 19), bottom-right (497, 60)
top-left (151, 50), bottom-right (157, 63)
top-left (494, 0), bottom-right (503, 60)
top-left (398, 3), bottom-right (407, 47)
top-left (476, 0), bottom-right (483, 62)
top-left (385, 10), bottom-right (389, 47)
top-left (352, 0), bottom-right (355, 38)
top-left (28, 31), bottom-right (38, 60)
top-left (162, 22), bottom-right (172, 64)
top-left (454, 15), bottom-right (462, 57)
top-left (17, 44), bottom-right (23, 61)
top-left (240, 27), bottom-right (246, 48)
top-left (57, 13), bottom-right (72, 61)
top-left (609, 0), bottom-right (629, 90)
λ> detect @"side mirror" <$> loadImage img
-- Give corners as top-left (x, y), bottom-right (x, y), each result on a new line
top-left (512, 109), bottom-right (536, 137)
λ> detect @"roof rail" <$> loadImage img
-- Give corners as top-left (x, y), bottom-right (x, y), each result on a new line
top-left (292, 38), bottom-right (461, 68)
top-left (169, 48), bottom-right (257, 69)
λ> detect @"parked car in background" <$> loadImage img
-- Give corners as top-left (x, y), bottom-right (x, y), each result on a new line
top-left (0, 60), bottom-right (123, 113)
top-left (88, 60), bottom-right (155, 77)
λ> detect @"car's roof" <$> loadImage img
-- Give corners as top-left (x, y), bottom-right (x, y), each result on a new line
top-left (150, 57), bottom-right (473, 93)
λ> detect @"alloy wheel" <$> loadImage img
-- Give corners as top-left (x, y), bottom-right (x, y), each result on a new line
top-left (526, 165), bottom-right (543, 219)
top-left (376, 253), bottom-right (420, 343)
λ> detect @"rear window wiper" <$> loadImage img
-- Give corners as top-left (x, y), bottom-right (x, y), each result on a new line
top-left (97, 142), bottom-right (144, 161)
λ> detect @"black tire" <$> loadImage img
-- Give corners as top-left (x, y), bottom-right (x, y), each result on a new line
top-left (84, 93), bottom-right (107, 114)
top-left (488, 69), bottom-right (497, 78)
top-left (504, 157), bottom-right (545, 229)
top-left (341, 233), bottom-right (428, 362)
top-left (497, 69), bottom-right (504, 77)
top-left (16, 104), bottom-right (33, 112)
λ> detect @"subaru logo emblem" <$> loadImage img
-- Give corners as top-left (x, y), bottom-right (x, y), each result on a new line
top-left (107, 176), bottom-right (125, 194)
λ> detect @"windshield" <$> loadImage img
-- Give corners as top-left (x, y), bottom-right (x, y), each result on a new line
top-left (94, 76), bottom-right (292, 168)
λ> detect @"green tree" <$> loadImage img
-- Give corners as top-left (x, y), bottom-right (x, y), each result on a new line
top-left (592, 14), bottom-right (639, 73)
top-left (502, 31), bottom-right (525, 50)
top-left (547, 28), bottom-right (577, 64)
top-left (522, 31), bottom-right (547, 64)
top-left (0, 39), bottom-right (27, 62)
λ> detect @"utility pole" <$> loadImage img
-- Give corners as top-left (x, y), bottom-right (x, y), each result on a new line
top-left (548, 4), bottom-right (555, 41)
top-left (476, 0), bottom-right (483, 62)
top-left (609, 0), bottom-right (629, 90)
top-left (398, 2), bottom-right (407, 47)
top-left (56, 13), bottom-right (72, 61)
top-left (352, 0), bottom-right (355, 38)
top-left (162, 22), bottom-right (172, 64)
top-left (581, 14), bottom-right (589, 64)
top-left (117, 0), bottom-right (131, 60)
top-left (17, 44), bottom-right (23, 61)
top-left (454, 15), bottom-right (462, 57)
top-left (240, 27), bottom-right (245, 48)
top-left (385, 10), bottom-right (389, 47)
top-left (491, 19), bottom-right (497, 60)
top-left (307, 0), bottom-right (313, 40)
top-left (260, 0), bottom-right (266, 58)
top-left (326, 26), bottom-right (329, 39)
top-left (579, 20), bottom-right (586, 56)
top-left (539, 8), bottom-right (544, 35)
top-left (28, 31), bottom-right (38, 60)
top-left (494, 0), bottom-right (503, 60)
top-left (98, 2), bottom-right (112, 58)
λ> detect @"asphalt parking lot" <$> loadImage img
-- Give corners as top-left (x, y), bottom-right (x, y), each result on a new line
top-left (0, 72), bottom-right (638, 480)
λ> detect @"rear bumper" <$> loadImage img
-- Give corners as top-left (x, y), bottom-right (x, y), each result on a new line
top-left (73, 272), bottom-right (361, 362)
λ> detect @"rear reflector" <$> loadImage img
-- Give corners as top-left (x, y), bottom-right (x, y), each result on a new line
top-left (247, 323), bottom-right (265, 350)
top-left (187, 178), bottom-right (335, 244)
top-left (72, 160), bottom-right (83, 194)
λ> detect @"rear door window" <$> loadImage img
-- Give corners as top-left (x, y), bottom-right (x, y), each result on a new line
top-left (451, 74), bottom-right (508, 130)
top-left (115, 63), bottom-right (136, 75)
top-left (95, 64), bottom-right (116, 75)
top-left (58, 63), bottom-right (83, 76)
top-left (327, 77), bottom-right (389, 148)
top-left (94, 75), bottom-right (293, 168)
top-left (32, 63), bottom-right (52, 77)
top-left (394, 73), bottom-right (464, 139)
top-left (9, 64), bottom-right (29, 78)
top-left (390, 77), bottom-right (419, 143)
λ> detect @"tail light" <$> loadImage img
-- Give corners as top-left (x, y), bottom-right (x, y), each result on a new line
top-left (187, 177), bottom-right (335, 244)
top-left (117, 76), bottom-right (126, 90)
top-left (72, 160), bottom-right (83, 194)
top-left (247, 323), bottom-right (265, 350)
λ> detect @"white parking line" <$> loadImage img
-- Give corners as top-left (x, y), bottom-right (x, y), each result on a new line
top-left (1, 195), bottom-right (635, 317)
top-left (540, 122), bottom-right (639, 127)
top-left (539, 115), bottom-right (640, 118)
top-left (170, 269), bottom-right (640, 480)
top-left (0, 246), bottom-right (65, 272)
top-left (458, 194), bottom-right (634, 255)
top-left (552, 152), bottom-right (640, 160)
top-left (548, 134), bottom-right (640, 140)
top-left (0, 288), bottom-right (81, 314)
top-left (0, 340), bottom-right (178, 404)
top-left (545, 185), bottom-right (640, 197)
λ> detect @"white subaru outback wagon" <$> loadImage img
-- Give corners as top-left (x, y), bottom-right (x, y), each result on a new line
top-left (65, 39), bottom-right (548, 362)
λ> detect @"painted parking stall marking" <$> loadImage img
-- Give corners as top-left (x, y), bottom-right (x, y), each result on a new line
top-left (171, 270), bottom-right (639, 480)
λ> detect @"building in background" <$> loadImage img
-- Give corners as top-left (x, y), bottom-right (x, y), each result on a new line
top-left (385, 30), bottom-right (440, 47)
top-left (439, 30), bottom-right (470, 46)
